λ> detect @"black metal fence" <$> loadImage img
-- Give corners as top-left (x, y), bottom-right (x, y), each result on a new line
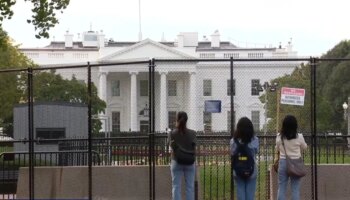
top-left (0, 58), bottom-right (350, 200)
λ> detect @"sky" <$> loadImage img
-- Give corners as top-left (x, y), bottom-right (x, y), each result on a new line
top-left (2, 0), bottom-right (350, 57)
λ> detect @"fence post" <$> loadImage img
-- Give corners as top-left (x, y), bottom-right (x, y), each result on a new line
top-left (230, 57), bottom-right (235, 200)
top-left (27, 67), bottom-right (34, 200)
top-left (310, 57), bottom-right (318, 200)
top-left (87, 62), bottom-right (92, 200)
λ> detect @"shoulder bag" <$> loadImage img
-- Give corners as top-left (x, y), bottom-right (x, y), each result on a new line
top-left (282, 138), bottom-right (307, 177)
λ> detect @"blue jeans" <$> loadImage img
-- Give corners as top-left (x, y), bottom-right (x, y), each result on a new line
top-left (170, 159), bottom-right (196, 200)
top-left (277, 159), bottom-right (301, 200)
top-left (235, 176), bottom-right (257, 200)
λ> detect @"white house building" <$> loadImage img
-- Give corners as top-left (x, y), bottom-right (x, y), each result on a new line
top-left (20, 30), bottom-right (299, 134)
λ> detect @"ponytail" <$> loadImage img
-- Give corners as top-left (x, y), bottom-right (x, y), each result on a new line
top-left (176, 111), bottom-right (188, 133)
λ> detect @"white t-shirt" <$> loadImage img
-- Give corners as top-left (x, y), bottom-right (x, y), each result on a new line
top-left (276, 133), bottom-right (307, 159)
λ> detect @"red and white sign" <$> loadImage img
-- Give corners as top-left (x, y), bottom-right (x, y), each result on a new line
top-left (280, 87), bottom-right (305, 106)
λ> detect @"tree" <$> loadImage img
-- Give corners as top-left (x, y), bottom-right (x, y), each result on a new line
top-left (262, 40), bottom-right (350, 134)
top-left (0, 28), bottom-right (35, 136)
top-left (0, 28), bottom-right (106, 136)
top-left (30, 71), bottom-right (106, 134)
top-left (0, 0), bottom-right (70, 38)
top-left (260, 63), bottom-right (312, 134)
top-left (316, 41), bottom-right (350, 132)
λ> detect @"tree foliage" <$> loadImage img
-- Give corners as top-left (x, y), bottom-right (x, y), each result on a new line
top-left (30, 71), bottom-right (106, 134)
top-left (260, 63), bottom-right (311, 134)
top-left (0, 28), bottom-right (106, 136)
top-left (0, 0), bottom-right (70, 38)
top-left (0, 28), bottom-right (35, 135)
top-left (262, 40), bottom-right (350, 134)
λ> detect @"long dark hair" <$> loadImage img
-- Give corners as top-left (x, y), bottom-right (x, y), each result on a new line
top-left (233, 117), bottom-right (255, 144)
top-left (281, 115), bottom-right (298, 140)
top-left (176, 111), bottom-right (188, 133)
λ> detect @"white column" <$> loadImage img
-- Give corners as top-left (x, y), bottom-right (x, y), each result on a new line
top-left (159, 71), bottom-right (168, 131)
top-left (189, 71), bottom-right (197, 130)
top-left (98, 72), bottom-right (107, 132)
top-left (130, 71), bottom-right (138, 131)
top-left (98, 72), bottom-right (107, 102)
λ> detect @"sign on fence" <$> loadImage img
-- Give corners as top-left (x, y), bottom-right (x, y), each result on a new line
top-left (280, 87), bottom-right (305, 106)
top-left (205, 100), bottom-right (221, 113)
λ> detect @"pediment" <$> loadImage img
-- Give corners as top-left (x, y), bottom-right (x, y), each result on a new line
top-left (100, 39), bottom-right (193, 61)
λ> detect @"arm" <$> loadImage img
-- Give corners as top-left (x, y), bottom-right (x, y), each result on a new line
top-left (299, 134), bottom-right (308, 150)
top-left (230, 138), bottom-right (236, 156)
top-left (252, 136), bottom-right (259, 154)
top-left (274, 136), bottom-right (280, 160)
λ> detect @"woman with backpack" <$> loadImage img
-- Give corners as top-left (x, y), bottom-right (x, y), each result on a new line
top-left (230, 117), bottom-right (259, 200)
top-left (168, 111), bottom-right (197, 200)
top-left (276, 115), bottom-right (308, 200)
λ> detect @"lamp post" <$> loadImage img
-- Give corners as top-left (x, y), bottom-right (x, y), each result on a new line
top-left (343, 97), bottom-right (350, 149)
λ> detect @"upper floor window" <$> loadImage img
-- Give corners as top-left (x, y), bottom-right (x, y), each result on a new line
top-left (140, 80), bottom-right (148, 96)
top-left (111, 80), bottom-right (120, 96)
top-left (168, 80), bottom-right (177, 96)
top-left (251, 79), bottom-right (260, 96)
top-left (203, 79), bottom-right (212, 96)
top-left (227, 79), bottom-right (236, 96)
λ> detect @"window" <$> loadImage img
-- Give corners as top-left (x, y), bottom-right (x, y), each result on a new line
top-left (140, 120), bottom-right (149, 133)
top-left (36, 128), bottom-right (65, 144)
top-left (227, 79), bottom-right (236, 96)
top-left (112, 112), bottom-right (120, 133)
top-left (203, 79), bottom-right (212, 96)
top-left (251, 79), bottom-right (260, 96)
top-left (203, 112), bottom-right (212, 132)
top-left (168, 111), bottom-right (177, 130)
top-left (227, 111), bottom-right (236, 133)
top-left (111, 80), bottom-right (120, 96)
top-left (140, 80), bottom-right (148, 96)
top-left (84, 34), bottom-right (98, 41)
top-left (168, 80), bottom-right (177, 96)
top-left (251, 111), bottom-right (260, 132)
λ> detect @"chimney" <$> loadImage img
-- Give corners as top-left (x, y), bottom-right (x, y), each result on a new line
top-left (177, 33), bottom-right (184, 47)
top-left (64, 31), bottom-right (73, 48)
top-left (211, 30), bottom-right (220, 48)
top-left (99, 30), bottom-right (105, 48)
top-left (286, 38), bottom-right (293, 52)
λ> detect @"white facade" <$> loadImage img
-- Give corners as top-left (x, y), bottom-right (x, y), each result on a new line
top-left (20, 30), bottom-right (299, 133)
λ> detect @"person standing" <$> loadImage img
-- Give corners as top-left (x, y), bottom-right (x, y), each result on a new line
top-left (276, 115), bottom-right (308, 200)
top-left (230, 117), bottom-right (259, 200)
top-left (168, 111), bottom-right (197, 200)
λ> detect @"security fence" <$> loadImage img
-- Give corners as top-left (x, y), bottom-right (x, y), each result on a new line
top-left (0, 58), bottom-right (350, 200)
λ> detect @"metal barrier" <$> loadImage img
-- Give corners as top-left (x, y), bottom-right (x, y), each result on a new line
top-left (0, 58), bottom-right (350, 199)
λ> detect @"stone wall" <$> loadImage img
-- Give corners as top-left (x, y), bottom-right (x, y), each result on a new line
top-left (17, 165), bottom-right (201, 200)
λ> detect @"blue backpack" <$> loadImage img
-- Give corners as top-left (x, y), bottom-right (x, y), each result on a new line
top-left (232, 139), bottom-right (255, 179)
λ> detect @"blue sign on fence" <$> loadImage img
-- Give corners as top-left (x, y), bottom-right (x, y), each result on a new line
top-left (204, 100), bottom-right (221, 113)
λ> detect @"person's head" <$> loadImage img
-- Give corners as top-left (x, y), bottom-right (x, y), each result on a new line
top-left (176, 111), bottom-right (188, 132)
top-left (234, 117), bottom-right (255, 144)
top-left (281, 115), bottom-right (298, 140)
